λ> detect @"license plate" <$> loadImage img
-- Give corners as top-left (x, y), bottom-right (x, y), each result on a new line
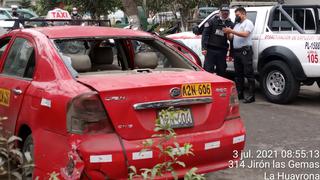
top-left (158, 108), bottom-right (194, 129)
top-left (181, 83), bottom-right (212, 98)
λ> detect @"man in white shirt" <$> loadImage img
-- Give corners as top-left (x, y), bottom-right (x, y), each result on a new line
top-left (223, 7), bottom-right (255, 103)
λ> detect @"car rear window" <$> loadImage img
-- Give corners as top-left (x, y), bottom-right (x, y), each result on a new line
top-left (53, 38), bottom-right (197, 76)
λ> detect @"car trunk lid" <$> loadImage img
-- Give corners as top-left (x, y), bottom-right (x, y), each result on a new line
top-left (76, 71), bottom-right (233, 140)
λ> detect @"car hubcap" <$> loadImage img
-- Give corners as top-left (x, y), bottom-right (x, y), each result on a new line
top-left (266, 70), bottom-right (286, 95)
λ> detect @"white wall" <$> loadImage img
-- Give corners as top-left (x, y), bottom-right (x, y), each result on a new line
top-left (284, 0), bottom-right (320, 4)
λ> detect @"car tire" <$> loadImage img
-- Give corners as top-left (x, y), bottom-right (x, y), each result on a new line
top-left (317, 80), bottom-right (320, 88)
top-left (260, 60), bottom-right (300, 104)
top-left (22, 134), bottom-right (34, 179)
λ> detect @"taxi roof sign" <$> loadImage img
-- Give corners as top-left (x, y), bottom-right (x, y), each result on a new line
top-left (46, 8), bottom-right (71, 19)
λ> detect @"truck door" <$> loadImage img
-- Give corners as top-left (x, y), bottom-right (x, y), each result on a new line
top-left (246, 10), bottom-right (260, 73)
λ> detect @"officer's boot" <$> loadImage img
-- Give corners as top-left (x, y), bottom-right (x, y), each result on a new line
top-left (235, 78), bottom-right (244, 100)
top-left (243, 79), bottom-right (255, 103)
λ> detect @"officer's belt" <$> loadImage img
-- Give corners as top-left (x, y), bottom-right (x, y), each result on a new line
top-left (233, 46), bottom-right (252, 52)
top-left (207, 44), bottom-right (228, 50)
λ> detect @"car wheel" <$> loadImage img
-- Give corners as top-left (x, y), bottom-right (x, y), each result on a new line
top-left (260, 61), bottom-right (300, 104)
top-left (317, 80), bottom-right (320, 88)
top-left (22, 134), bottom-right (34, 179)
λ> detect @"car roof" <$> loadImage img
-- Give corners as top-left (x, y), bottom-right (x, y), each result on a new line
top-left (0, 8), bottom-right (12, 19)
top-left (6, 8), bottom-right (38, 15)
top-left (24, 26), bottom-right (154, 39)
top-left (199, 6), bottom-right (273, 27)
top-left (199, 7), bottom-right (218, 10)
top-left (1, 7), bottom-right (38, 18)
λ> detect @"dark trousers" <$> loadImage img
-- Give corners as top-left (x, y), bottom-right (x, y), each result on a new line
top-left (204, 48), bottom-right (227, 77)
top-left (233, 47), bottom-right (255, 97)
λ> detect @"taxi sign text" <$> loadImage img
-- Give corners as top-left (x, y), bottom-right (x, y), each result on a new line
top-left (50, 12), bottom-right (69, 19)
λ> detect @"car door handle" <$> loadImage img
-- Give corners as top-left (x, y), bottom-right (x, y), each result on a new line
top-left (0, 116), bottom-right (8, 120)
top-left (12, 88), bottom-right (23, 95)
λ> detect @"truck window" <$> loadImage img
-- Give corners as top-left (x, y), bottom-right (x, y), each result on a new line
top-left (271, 7), bottom-right (316, 34)
top-left (272, 9), bottom-right (294, 32)
top-left (247, 11), bottom-right (257, 25)
top-left (293, 8), bottom-right (315, 31)
top-left (304, 9), bottom-right (315, 30)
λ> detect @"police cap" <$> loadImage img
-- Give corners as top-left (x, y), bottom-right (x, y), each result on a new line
top-left (220, 4), bottom-right (230, 11)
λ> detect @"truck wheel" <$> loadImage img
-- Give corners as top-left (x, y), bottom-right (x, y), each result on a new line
top-left (260, 61), bottom-right (300, 104)
top-left (22, 134), bottom-right (34, 179)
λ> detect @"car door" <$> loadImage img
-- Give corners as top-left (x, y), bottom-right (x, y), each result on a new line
top-left (0, 35), bottom-right (36, 136)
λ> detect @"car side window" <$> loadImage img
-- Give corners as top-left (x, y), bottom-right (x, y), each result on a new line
top-left (2, 38), bottom-right (35, 78)
top-left (0, 37), bottom-right (11, 60)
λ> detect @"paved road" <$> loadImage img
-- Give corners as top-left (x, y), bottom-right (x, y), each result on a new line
top-left (206, 84), bottom-right (320, 180)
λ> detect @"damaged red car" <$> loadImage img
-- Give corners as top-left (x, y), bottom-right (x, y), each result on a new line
top-left (0, 26), bottom-right (245, 179)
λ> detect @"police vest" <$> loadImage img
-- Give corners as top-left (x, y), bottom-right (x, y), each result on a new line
top-left (208, 17), bottom-right (232, 50)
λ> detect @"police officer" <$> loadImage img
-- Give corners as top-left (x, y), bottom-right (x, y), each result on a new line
top-left (70, 7), bottom-right (82, 25)
top-left (11, 5), bottom-right (24, 30)
top-left (223, 7), bottom-right (255, 103)
top-left (201, 4), bottom-right (233, 77)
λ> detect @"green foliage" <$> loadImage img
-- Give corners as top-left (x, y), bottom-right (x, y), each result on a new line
top-left (34, 0), bottom-right (122, 18)
top-left (135, 0), bottom-right (227, 14)
top-left (20, 0), bottom-right (32, 9)
top-left (185, 167), bottom-right (206, 180)
top-left (66, 0), bottom-right (122, 19)
top-left (33, 0), bottom-right (57, 16)
top-left (128, 107), bottom-right (205, 180)
top-left (134, 0), bottom-right (230, 31)
top-left (33, 0), bottom-right (230, 27)
top-left (0, 117), bottom-right (33, 180)
top-left (0, 117), bottom-right (58, 179)
top-left (48, 171), bottom-right (60, 180)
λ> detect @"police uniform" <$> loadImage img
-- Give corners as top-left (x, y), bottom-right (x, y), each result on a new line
top-left (202, 15), bottom-right (233, 77)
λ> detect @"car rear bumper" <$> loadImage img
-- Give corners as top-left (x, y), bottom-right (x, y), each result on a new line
top-left (76, 118), bottom-right (245, 179)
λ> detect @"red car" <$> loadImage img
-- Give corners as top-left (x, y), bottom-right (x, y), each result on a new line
top-left (0, 26), bottom-right (245, 179)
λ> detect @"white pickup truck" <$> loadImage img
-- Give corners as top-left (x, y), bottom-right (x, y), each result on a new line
top-left (168, 4), bottom-right (320, 104)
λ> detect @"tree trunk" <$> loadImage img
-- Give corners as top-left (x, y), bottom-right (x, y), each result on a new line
top-left (122, 0), bottom-right (141, 29)
top-left (180, 9), bottom-right (189, 32)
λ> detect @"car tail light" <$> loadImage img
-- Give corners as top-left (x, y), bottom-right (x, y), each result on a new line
top-left (67, 92), bottom-right (114, 134)
top-left (225, 86), bottom-right (240, 121)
